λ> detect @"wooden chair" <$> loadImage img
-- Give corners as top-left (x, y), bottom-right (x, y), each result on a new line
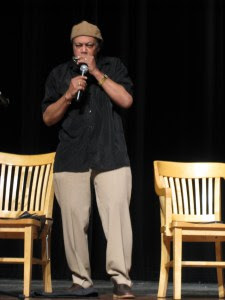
top-left (154, 160), bottom-right (225, 299)
top-left (0, 152), bottom-right (55, 297)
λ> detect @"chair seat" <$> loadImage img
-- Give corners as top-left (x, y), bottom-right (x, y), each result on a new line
top-left (0, 218), bottom-right (41, 226)
top-left (170, 221), bottom-right (225, 242)
top-left (172, 221), bottom-right (225, 229)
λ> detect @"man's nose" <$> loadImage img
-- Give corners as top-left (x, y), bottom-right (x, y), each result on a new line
top-left (81, 44), bottom-right (88, 52)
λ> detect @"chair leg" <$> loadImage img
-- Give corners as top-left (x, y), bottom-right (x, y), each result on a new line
top-left (42, 231), bottom-right (52, 293)
top-left (173, 228), bottom-right (182, 300)
top-left (215, 241), bottom-right (225, 298)
top-left (24, 226), bottom-right (34, 297)
top-left (158, 234), bottom-right (170, 298)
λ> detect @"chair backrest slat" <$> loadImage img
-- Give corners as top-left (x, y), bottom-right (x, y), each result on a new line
top-left (11, 166), bottom-right (19, 211)
top-left (181, 178), bottom-right (189, 214)
top-left (17, 166), bottom-right (26, 211)
top-left (35, 165), bottom-right (45, 211)
top-left (5, 165), bottom-right (12, 210)
top-left (202, 178), bottom-right (207, 215)
top-left (41, 164), bottom-right (51, 211)
top-left (208, 178), bottom-right (213, 214)
top-left (168, 177), bottom-right (178, 214)
top-left (188, 179), bottom-right (195, 214)
top-left (0, 165), bottom-right (5, 210)
top-left (23, 166), bottom-right (33, 211)
top-left (175, 178), bottom-right (183, 214)
top-left (30, 166), bottom-right (39, 211)
top-left (214, 178), bottom-right (220, 219)
top-left (194, 178), bottom-right (201, 215)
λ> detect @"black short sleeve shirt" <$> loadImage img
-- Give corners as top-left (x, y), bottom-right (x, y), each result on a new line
top-left (42, 56), bottom-right (133, 172)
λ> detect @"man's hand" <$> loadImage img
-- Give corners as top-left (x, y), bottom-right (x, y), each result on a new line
top-left (66, 75), bottom-right (87, 99)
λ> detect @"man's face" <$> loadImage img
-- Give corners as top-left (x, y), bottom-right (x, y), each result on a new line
top-left (72, 36), bottom-right (99, 57)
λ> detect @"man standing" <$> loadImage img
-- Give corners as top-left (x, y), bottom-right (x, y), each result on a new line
top-left (42, 20), bottom-right (134, 298)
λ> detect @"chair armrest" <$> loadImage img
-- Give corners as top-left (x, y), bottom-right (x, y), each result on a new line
top-left (156, 186), bottom-right (172, 235)
top-left (155, 185), bottom-right (172, 197)
top-left (154, 173), bottom-right (172, 197)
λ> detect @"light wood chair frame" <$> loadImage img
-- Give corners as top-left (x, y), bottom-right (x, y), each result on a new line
top-left (154, 160), bottom-right (225, 299)
top-left (0, 152), bottom-right (55, 297)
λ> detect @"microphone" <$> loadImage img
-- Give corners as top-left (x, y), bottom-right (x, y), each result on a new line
top-left (76, 64), bottom-right (88, 102)
top-left (0, 91), bottom-right (10, 108)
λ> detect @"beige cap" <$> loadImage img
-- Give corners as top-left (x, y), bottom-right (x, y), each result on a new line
top-left (70, 21), bottom-right (103, 41)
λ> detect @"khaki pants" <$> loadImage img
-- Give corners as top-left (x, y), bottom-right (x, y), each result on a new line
top-left (54, 167), bottom-right (133, 288)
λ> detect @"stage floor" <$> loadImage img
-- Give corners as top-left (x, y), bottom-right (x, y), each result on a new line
top-left (0, 279), bottom-right (221, 299)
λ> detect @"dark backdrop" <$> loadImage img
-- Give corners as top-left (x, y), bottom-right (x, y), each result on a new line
top-left (0, 0), bottom-right (225, 284)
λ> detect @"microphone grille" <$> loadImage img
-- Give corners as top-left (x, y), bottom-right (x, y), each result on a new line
top-left (80, 64), bottom-right (88, 73)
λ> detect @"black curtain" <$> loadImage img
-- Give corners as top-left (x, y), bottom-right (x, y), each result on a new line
top-left (0, 0), bottom-right (225, 283)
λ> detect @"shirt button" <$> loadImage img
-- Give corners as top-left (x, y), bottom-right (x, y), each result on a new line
top-left (89, 110), bottom-right (92, 113)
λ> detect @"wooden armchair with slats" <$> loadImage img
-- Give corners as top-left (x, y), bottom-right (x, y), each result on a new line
top-left (154, 160), bottom-right (225, 299)
top-left (0, 152), bottom-right (55, 297)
